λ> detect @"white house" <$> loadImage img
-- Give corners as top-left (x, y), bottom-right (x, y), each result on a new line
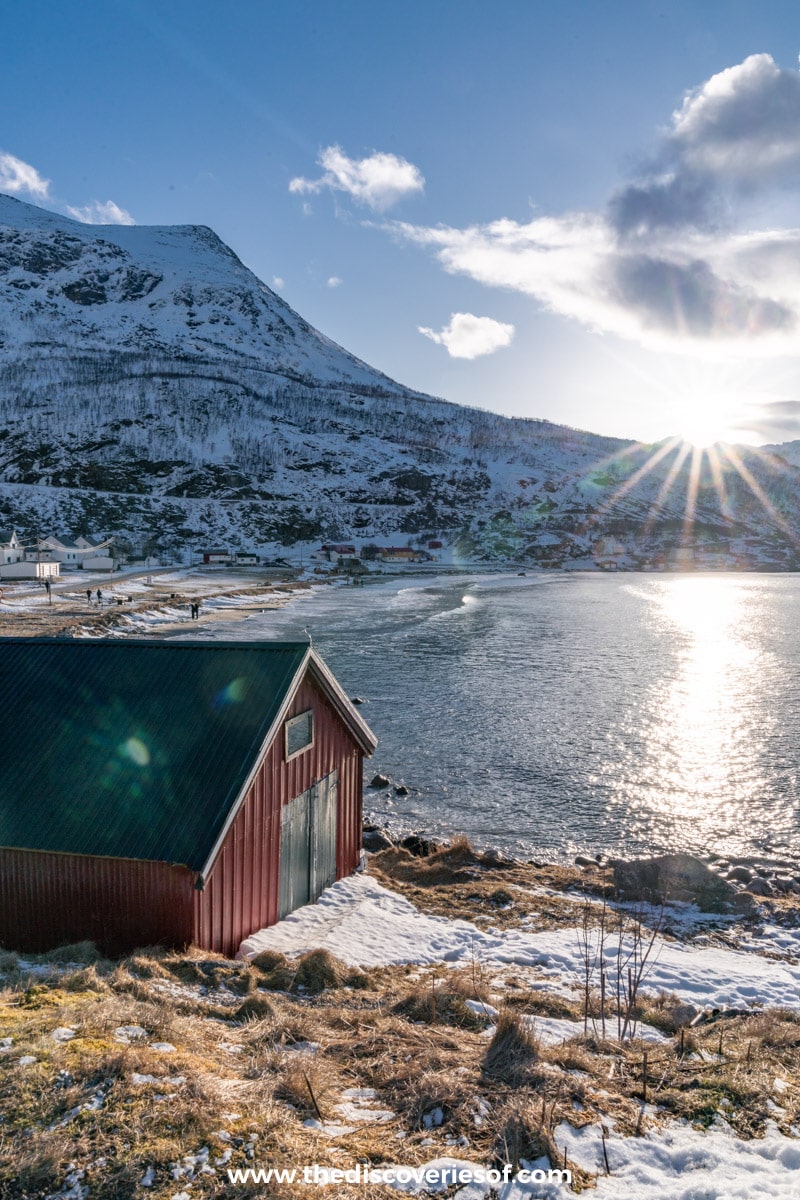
top-left (0, 531), bottom-right (24, 568)
top-left (35, 535), bottom-right (113, 570)
top-left (2, 557), bottom-right (59, 580)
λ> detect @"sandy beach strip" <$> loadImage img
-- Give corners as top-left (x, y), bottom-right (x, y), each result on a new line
top-left (0, 568), bottom-right (329, 639)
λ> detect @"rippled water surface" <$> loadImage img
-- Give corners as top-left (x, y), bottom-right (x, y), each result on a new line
top-left (205, 573), bottom-right (800, 865)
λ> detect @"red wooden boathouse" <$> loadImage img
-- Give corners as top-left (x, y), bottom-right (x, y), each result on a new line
top-left (0, 638), bottom-right (376, 957)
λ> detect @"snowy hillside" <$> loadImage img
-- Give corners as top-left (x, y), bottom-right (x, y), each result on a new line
top-left (2, 193), bottom-right (800, 567)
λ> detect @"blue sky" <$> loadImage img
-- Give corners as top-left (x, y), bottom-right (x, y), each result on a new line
top-left (4, 0), bottom-right (800, 444)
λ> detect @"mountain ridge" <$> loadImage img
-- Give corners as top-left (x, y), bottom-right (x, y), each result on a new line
top-left (1, 193), bottom-right (799, 570)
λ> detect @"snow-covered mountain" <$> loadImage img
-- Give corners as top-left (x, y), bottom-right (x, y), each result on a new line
top-left (2, 192), bottom-right (800, 569)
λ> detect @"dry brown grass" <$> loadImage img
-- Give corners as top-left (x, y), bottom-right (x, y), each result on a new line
top-left (482, 1010), bottom-right (544, 1086)
top-left (369, 842), bottom-right (614, 934)
top-left (0, 892), bottom-right (798, 1196)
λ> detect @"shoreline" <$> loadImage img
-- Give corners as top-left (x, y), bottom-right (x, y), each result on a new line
top-left (2, 567), bottom-right (798, 880)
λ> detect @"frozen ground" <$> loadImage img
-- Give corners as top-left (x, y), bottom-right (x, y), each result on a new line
top-left (238, 874), bottom-right (800, 1198)
top-left (239, 874), bottom-right (800, 1012)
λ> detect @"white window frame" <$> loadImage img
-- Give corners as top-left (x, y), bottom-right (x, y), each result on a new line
top-left (284, 709), bottom-right (314, 761)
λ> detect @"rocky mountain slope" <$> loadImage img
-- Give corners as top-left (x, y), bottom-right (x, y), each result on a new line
top-left (2, 193), bottom-right (800, 568)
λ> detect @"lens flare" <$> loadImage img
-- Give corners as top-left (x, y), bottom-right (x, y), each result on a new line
top-left (121, 736), bottom-right (150, 767)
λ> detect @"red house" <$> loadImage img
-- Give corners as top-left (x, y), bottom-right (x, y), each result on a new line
top-left (0, 638), bottom-right (376, 957)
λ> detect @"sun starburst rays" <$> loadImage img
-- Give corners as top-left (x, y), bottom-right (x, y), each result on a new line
top-left (682, 445), bottom-right (704, 544)
top-left (719, 444), bottom-right (800, 549)
top-left (582, 419), bottom-right (795, 564)
top-left (642, 441), bottom-right (692, 535)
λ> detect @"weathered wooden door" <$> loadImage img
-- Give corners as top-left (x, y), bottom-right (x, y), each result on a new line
top-left (278, 770), bottom-right (338, 919)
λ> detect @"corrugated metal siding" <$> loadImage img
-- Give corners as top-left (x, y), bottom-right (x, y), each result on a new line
top-left (194, 673), bottom-right (363, 956)
top-left (0, 848), bottom-right (194, 956)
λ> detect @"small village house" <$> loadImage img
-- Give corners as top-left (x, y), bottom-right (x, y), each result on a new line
top-left (0, 531), bottom-right (23, 567)
top-left (0, 638), bottom-right (376, 957)
top-left (201, 549), bottom-right (259, 566)
top-left (312, 544), bottom-right (356, 564)
top-left (32, 535), bottom-right (114, 571)
top-left (378, 546), bottom-right (427, 563)
top-left (0, 531), bottom-right (60, 580)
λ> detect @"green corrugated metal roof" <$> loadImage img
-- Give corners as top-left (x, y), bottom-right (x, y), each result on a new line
top-left (0, 638), bottom-right (310, 870)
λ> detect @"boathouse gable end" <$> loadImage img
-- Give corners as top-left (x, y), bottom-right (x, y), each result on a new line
top-left (0, 638), bottom-right (376, 957)
top-left (194, 671), bottom-right (368, 956)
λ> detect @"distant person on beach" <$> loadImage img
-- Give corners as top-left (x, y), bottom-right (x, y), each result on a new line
top-left (96, 588), bottom-right (102, 606)
top-left (86, 588), bottom-right (92, 604)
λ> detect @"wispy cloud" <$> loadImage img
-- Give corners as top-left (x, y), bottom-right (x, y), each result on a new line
top-left (392, 54), bottom-right (800, 356)
top-left (272, 276), bottom-right (285, 289)
top-left (733, 398), bottom-right (800, 440)
top-left (326, 275), bottom-right (342, 288)
top-left (0, 151), bottom-right (50, 199)
top-left (290, 145), bottom-right (424, 211)
top-left (66, 200), bottom-right (135, 225)
top-left (419, 312), bottom-right (515, 359)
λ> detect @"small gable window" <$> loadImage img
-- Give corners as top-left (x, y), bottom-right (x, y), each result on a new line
top-left (285, 710), bottom-right (314, 760)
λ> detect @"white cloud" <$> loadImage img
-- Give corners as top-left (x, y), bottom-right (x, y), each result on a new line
top-left (419, 312), bottom-right (515, 359)
top-left (326, 275), bottom-right (342, 288)
top-left (670, 53), bottom-right (800, 181)
top-left (392, 55), bottom-right (800, 357)
top-left (272, 276), bottom-right (285, 289)
top-left (66, 200), bottom-right (135, 225)
top-left (0, 151), bottom-right (50, 199)
top-left (290, 145), bottom-right (424, 211)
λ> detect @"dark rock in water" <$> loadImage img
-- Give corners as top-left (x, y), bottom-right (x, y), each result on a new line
top-left (574, 855), bottom-right (597, 868)
top-left (351, 697), bottom-right (365, 705)
top-left (394, 784), bottom-right (409, 796)
top-left (726, 866), bottom-right (753, 884)
top-left (369, 773), bottom-right (390, 788)
top-left (401, 834), bottom-right (439, 857)
top-left (363, 829), bottom-right (394, 853)
top-left (743, 877), bottom-right (773, 897)
top-left (613, 853), bottom-right (741, 912)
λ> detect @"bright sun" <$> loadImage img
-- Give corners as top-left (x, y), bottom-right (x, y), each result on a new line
top-left (678, 416), bottom-right (725, 449)
top-left (675, 393), bottom-right (735, 448)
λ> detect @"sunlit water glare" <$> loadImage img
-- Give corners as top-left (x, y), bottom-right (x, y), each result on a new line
top-left (193, 573), bottom-right (800, 867)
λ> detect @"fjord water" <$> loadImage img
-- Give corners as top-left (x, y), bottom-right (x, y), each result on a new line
top-left (226, 573), bottom-right (800, 867)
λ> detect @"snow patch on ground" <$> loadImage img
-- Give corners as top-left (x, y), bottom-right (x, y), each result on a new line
top-left (555, 1118), bottom-right (800, 1199)
top-left (238, 875), bottom-right (800, 1011)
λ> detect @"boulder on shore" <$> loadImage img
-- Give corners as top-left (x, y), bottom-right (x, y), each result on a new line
top-left (613, 853), bottom-right (745, 913)
top-left (401, 834), bottom-right (439, 858)
top-left (363, 829), bottom-right (394, 853)
top-left (743, 876), bottom-right (773, 897)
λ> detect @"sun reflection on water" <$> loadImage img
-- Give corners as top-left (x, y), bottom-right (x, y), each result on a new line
top-left (625, 576), bottom-right (772, 849)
